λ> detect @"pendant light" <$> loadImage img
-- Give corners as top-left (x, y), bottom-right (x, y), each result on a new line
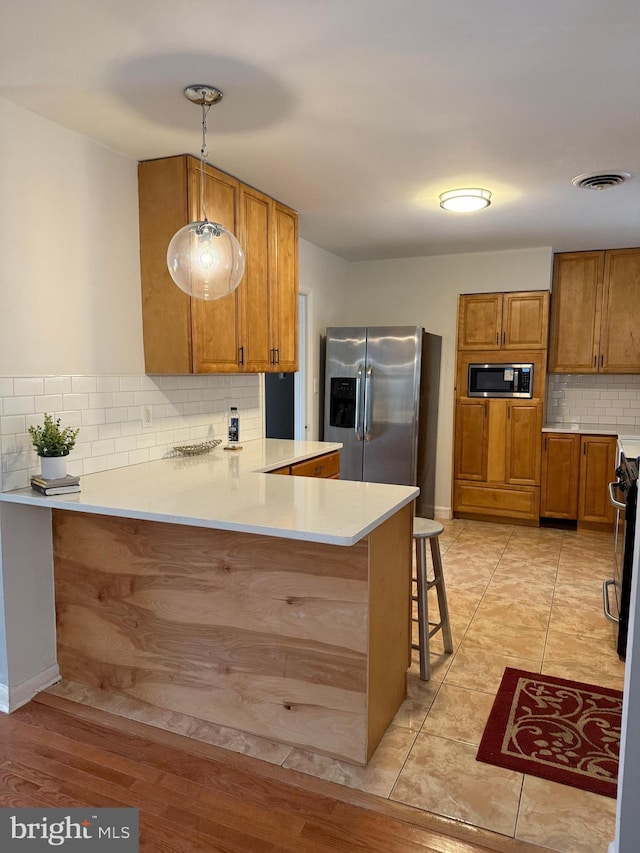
top-left (167, 85), bottom-right (245, 301)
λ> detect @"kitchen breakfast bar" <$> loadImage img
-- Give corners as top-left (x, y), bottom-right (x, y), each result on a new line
top-left (0, 440), bottom-right (417, 765)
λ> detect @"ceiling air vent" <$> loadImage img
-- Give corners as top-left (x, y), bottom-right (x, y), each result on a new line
top-left (571, 171), bottom-right (632, 190)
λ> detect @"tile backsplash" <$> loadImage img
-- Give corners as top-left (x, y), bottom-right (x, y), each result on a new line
top-left (0, 374), bottom-right (263, 492)
top-left (546, 374), bottom-right (640, 429)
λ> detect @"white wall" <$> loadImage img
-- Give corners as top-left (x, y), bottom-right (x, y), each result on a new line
top-left (343, 248), bottom-right (554, 516)
top-left (298, 238), bottom-right (351, 440)
top-left (0, 97), bottom-right (144, 375)
top-left (0, 96), bottom-right (263, 492)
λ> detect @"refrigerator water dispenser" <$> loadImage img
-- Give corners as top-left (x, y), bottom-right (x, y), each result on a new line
top-left (329, 378), bottom-right (356, 428)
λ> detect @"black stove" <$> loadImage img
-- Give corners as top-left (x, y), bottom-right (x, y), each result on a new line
top-left (608, 453), bottom-right (638, 660)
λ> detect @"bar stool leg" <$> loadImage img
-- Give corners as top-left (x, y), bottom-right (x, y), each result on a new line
top-left (430, 537), bottom-right (453, 654)
top-left (416, 537), bottom-right (430, 681)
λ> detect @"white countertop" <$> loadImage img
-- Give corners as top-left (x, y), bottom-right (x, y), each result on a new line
top-left (0, 439), bottom-right (419, 547)
top-left (618, 437), bottom-right (640, 461)
top-left (542, 422), bottom-right (624, 435)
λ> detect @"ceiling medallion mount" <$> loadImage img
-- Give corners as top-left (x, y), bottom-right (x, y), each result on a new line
top-left (184, 84), bottom-right (224, 106)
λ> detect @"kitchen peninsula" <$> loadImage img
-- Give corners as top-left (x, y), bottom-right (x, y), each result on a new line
top-left (0, 439), bottom-right (417, 765)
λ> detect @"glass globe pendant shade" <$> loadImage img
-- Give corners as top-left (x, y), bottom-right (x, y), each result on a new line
top-left (167, 220), bottom-right (245, 301)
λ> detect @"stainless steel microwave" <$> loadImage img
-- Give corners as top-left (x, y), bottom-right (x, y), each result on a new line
top-left (467, 363), bottom-right (534, 398)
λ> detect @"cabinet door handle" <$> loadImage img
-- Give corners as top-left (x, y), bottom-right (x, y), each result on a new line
top-left (269, 348), bottom-right (275, 364)
top-left (600, 354), bottom-right (604, 368)
top-left (593, 354), bottom-right (597, 368)
top-left (583, 443), bottom-right (586, 456)
top-left (507, 405), bottom-right (511, 420)
top-left (238, 345), bottom-right (244, 366)
top-left (275, 348), bottom-right (280, 365)
top-left (544, 436), bottom-right (547, 450)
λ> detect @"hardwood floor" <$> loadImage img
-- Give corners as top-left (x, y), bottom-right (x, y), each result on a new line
top-left (0, 693), bottom-right (545, 853)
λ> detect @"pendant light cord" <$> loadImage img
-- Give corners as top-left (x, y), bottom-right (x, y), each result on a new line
top-left (200, 101), bottom-right (211, 222)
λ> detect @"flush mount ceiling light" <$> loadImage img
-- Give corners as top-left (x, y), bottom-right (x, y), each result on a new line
top-left (439, 188), bottom-right (492, 213)
top-left (167, 85), bottom-right (245, 301)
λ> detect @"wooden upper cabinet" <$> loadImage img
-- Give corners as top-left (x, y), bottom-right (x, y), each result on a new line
top-left (139, 156), bottom-right (193, 374)
top-left (457, 291), bottom-right (549, 351)
top-left (548, 252), bottom-right (604, 373)
top-left (549, 248), bottom-right (640, 374)
top-left (239, 192), bottom-right (299, 373)
top-left (191, 162), bottom-right (243, 373)
top-left (600, 249), bottom-right (640, 373)
top-left (239, 185), bottom-right (272, 373)
top-left (454, 400), bottom-right (488, 481)
top-left (271, 203), bottom-right (299, 372)
top-left (458, 294), bottom-right (502, 350)
top-left (138, 154), bottom-right (299, 375)
top-left (502, 292), bottom-right (549, 350)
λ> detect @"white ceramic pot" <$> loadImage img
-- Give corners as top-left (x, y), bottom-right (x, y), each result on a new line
top-left (40, 455), bottom-right (67, 480)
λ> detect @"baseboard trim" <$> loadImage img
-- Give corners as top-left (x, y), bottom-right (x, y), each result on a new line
top-left (0, 663), bottom-right (61, 714)
top-left (434, 505), bottom-right (452, 520)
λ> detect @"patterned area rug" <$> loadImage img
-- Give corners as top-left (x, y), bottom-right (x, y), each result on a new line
top-left (476, 667), bottom-right (622, 798)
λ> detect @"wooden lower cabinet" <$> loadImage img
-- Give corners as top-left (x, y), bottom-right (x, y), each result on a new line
top-left (578, 435), bottom-right (616, 526)
top-left (540, 433), bottom-right (580, 519)
top-left (454, 400), bottom-right (488, 481)
top-left (454, 481), bottom-right (539, 520)
top-left (541, 432), bottom-right (616, 529)
top-left (454, 400), bottom-right (542, 522)
top-left (270, 450), bottom-right (341, 479)
top-left (506, 402), bottom-right (542, 484)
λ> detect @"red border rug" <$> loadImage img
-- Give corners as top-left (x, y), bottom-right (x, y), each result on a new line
top-left (476, 668), bottom-right (622, 798)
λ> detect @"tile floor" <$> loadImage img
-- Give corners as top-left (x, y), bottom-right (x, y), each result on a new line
top-left (46, 518), bottom-right (624, 853)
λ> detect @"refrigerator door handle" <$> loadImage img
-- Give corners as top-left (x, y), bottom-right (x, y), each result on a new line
top-left (354, 364), bottom-right (364, 441)
top-left (364, 364), bottom-right (373, 442)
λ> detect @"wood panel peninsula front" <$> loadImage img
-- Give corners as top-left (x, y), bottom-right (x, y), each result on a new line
top-left (0, 440), bottom-right (416, 765)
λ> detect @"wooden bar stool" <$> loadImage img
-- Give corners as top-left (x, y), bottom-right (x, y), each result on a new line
top-left (412, 517), bottom-right (453, 681)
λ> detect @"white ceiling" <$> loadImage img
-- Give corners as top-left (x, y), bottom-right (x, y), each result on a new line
top-left (2, 0), bottom-right (640, 261)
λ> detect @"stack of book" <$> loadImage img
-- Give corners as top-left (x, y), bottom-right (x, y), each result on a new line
top-left (30, 474), bottom-right (81, 495)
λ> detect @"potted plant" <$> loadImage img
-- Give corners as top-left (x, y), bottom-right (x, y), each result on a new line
top-left (28, 413), bottom-right (80, 480)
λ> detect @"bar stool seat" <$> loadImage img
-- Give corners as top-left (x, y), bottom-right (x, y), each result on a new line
top-left (412, 517), bottom-right (453, 681)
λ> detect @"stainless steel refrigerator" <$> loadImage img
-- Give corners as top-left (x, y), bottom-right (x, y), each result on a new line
top-left (323, 326), bottom-right (441, 518)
